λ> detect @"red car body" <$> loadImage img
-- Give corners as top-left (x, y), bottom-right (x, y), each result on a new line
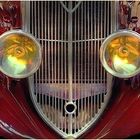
top-left (0, 1), bottom-right (140, 139)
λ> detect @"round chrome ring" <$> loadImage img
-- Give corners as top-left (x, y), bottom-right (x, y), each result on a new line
top-left (100, 30), bottom-right (140, 78)
top-left (0, 30), bottom-right (42, 78)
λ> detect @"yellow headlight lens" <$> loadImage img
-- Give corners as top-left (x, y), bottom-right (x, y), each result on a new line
top-left (100, 30), bottom-right (140, 78)
top-left (0, 30), bottom-right (42, 78)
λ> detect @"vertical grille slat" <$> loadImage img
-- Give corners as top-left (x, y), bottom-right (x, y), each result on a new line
top-left (93, 2), bottom-right (97, 114)
top-left (90, 2), bottom-right (93, 119)
top-left (26, 1), bottom-right (117, 138)
top-left (103, 2), bottom-right (107, 100)
top-left (80, 44), bottom-right (83, 126)
top-left (64, 5), bottom-right (67, 133)
top-left (38, 1), bottom-right (41, 110)
top-left (77, 4), bottom-right (80, 130)
top-left (73, 4), bottom-right (76, 133)
top-left (41, 1), bottom-right (44, 108)
top-left (97, 2), bottom-right (100, 112)
top-left (87, 1), bottom-right (90, 122)
top-left (47, 1), bottom-right (51, 120)
top-left (54, 2), bottom-right (57, 123)
top-left (44, 2), bottom-right (47, 110)
top-left (100, 1), bottom-right (103, 108)
top-left (60, 3), bottom-right (63, 129)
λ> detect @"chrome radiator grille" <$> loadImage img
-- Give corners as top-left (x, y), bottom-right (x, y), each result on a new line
top-left (24, 1), bottom-right (117, 138)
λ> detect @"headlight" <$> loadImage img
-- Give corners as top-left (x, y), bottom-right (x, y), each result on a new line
top-left (0, 30), bottom-right (42, 78)
top-left (100, 30), bottom-right (140, 78)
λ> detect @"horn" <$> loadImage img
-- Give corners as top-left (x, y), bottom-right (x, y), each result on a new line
top-left (100, 30), bottom-right (140, 78)
top-left (0, 30), bottom-right (42, 78)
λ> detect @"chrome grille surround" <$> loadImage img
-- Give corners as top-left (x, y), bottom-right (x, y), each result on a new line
top-left (22, 1), bottom-right (118, 138)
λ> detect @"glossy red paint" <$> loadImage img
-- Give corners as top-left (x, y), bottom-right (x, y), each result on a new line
top-left (0, 1), bottom-right (140, 139)
top-left (0, 76), bottom-right (59, 138)
top-left (1, 76), bottom-right (140, 138)
top-left (85, 78), bottom-right (140, 138)
top-left (0, 1), bottom-right (21, 34)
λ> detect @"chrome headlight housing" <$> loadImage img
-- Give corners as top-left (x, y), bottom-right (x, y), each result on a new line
top-left (0, 30), bottom-right (42, 78)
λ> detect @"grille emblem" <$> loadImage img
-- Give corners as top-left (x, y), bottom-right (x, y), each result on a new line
top-left (60, 1), bottom-right (81, 13)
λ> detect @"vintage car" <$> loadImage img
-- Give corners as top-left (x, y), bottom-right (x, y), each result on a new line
top-left (0, 1), bottom-right (140, 139)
